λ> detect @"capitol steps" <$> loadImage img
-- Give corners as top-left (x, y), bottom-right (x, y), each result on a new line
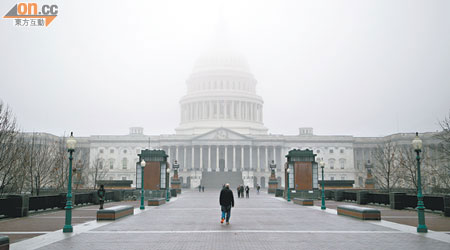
top-left (201, 171), bottom-right (243, 189)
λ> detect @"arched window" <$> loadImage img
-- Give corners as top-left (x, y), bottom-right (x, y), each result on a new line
top-left (329, 159), bottom-right (335, 169)
top-left (339, 159), bottom-right (346, 169)
top-left (122, 158), bottom-right (128, 169)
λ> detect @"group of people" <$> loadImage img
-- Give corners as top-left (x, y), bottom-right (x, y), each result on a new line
top-left (198, 185), bottom-right (205, 192)
top-left (236, 185), bottom-right (250, 198)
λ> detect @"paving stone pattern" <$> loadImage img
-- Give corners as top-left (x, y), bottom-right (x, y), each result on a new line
top-left (31, 190), bottom-right (449, 250)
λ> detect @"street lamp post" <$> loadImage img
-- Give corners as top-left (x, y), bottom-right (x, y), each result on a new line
top-left (140, 160), bottom-right (146, 210)
top-left (412, 132), bottom-right (428, 233)
top-left (286, 168), bottom-right (291, 202)
top-left (63, 132), bottom-right (76, 233)
top-left (320, 160), bottom-right (326, 210)
top-left (166, 167), bottom-right (171, 201)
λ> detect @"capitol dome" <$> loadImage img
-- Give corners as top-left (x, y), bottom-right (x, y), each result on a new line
top-left (192, 48), bottom-right (251, 75)
top-left (175, 25), bottom-right (268, 135)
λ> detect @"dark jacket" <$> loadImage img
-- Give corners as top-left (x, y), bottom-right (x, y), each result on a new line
top-left (219, 187), bottom-right (234, 207)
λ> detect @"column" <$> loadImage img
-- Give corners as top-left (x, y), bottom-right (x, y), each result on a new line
top-left (176, 146), bottom-right (179, 161)
top-left (231, 101), bottom-right (235, 119)
top-left (233, 146), bottom-right (236, 172)
top-left (257, 146), bottom-right (260, 172)
top-left (244, 102), bottom-right (248, 120)
top-left (217, 100), bottom-right (220, 120)
top-left (203, 102), bottom-right (207, 119)
top-left (280, 146), bottom-right (284, 170)
top-left (209, 101), bottom-right (213, 119)
top-left (241, 146), bottom-right (244, 170)
top-left (200, 146), bottom-right (203, 171)
top-left (238, 101), bottom-right (241, 119)
top-left (191, 146), bottom-right (195, 170)
top-left (265, 146), bottom-right (268, 172)
top-left (249, 146), bottom-right (253, 170)
top-left (168, 146), bottom-right (171, 163)
top-left (208, 146), bottom-right (211, 172)
top-left (224, 101), bottom-right (228, 120)
top-left (216, 146), bottom-right (220, 171)
top-left (224, 146), bottom-right (228, 171)
top-left (273, 146), bottom-right (276, 164)
top-left (183, 146), bottom-right (187, 172)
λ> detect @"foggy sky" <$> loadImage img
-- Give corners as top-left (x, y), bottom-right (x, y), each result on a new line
top-left (1, 0), bottom-right (449, 137)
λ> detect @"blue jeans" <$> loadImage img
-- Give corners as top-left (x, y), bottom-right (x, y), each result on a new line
top-left (221, 205), bottom-right (231, 222)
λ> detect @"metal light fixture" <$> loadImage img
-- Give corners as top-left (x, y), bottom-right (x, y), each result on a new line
top-left (412, 132), bottom-right (427, 233)
top-left (286, 168), bottom-right (291, 202)
top-left (319, 160), bottom-right (326, 210)
top-left (63, 132), bottom-right (76, 233)
top-left (166, 167), bottom-right (171, 201)
top-left (140, 160), bottom-right (146, 210)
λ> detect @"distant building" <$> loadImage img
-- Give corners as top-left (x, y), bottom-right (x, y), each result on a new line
top-left (26, 25), bottom-right (445, 191)
top-left (83, 32), bottom-right (443, 189)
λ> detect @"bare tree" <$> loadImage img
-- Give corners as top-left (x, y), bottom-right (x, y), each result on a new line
top-left (433, 112), bottom-right (450, 190)
top-left (72, 147), bottom-right (90, 191)
top-left (51, 135), bottom-right (69, 191)
top-left (88, 154), bottom-right (108, 189)
top-left (0, 102), bottom-right (27, 197)
top-left (397, 145), bottom-right (434, 194)
top-left (30, 135), bottom-right (61, 195)
top-left (373, 140), bottom-right (402, 193)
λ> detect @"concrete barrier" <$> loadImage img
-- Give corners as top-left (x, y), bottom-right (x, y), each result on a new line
top-left (97, 205), bottom-right (134, 220)
top-left (337, 205), bottom-right (380, 220)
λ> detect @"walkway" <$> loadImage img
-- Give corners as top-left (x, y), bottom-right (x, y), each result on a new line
top-left (5, 190), bottom-right (450, 250)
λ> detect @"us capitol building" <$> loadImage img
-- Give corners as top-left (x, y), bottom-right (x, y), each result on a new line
top-left (79, 30), bottom-right (440, 190)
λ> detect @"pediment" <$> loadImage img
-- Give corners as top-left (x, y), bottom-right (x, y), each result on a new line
top-left (193, 128), bottom-right (250, 141)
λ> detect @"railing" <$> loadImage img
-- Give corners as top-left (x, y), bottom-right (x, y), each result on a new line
top-left (0, 198), bottom-right (8, 215)
top-left (0, 189), bottom-right (135, 217)
top-left (74, 193), bottom-right (93, 206)
top-left (424, 196), bottom-right (445, 211)
top-left (29, 195), bottom-right (64, 211)
top-left (403, 195), bottom-right (417, 209)
top-left (342, 191), bottom-right (357, 202)
top-left (368, 193), bottom-right (389, 205)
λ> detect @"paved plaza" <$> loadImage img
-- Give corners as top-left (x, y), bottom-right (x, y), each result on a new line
top-left (2, 190), bottom-right (450, 250)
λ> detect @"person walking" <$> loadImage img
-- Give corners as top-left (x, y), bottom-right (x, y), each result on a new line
top-left (245, 185), bottom-right (250, 198)
top-left (219, 183), bottom-right (234, 225)
top-left (237, 185), bottom-right (241, 198)
top-left (202, 185), bottom-right (205, 192)
top-left (97, 185), bottom-right (106, 209)
top-left (198, 185), bottom-right (202, 192)
top-left (240, 185), bottom-right (244, 198)
top-left (257, 184), bottom-right (260, 194)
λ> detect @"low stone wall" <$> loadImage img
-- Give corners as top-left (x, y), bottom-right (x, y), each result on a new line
top-left (274, 188), bottom-right (449, 217)
top-left (0, 189), bottom-right (140, 218)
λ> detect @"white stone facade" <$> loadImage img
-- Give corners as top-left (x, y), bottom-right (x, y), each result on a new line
top-left (82, 31), bottom-right (441, 190)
